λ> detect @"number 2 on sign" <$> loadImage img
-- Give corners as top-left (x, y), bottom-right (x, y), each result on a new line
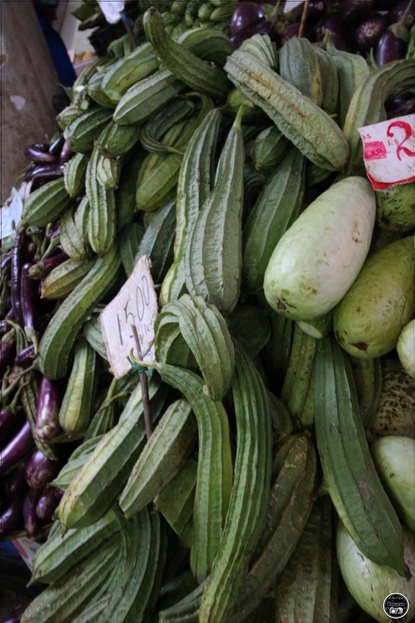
top-left (387, 120), bottom-right (415, 161)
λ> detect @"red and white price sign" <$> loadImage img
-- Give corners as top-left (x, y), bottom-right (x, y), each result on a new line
top-left (99, 255), bottom-right (158, 379)
top-left (358, 114), bottom-right (415, 190)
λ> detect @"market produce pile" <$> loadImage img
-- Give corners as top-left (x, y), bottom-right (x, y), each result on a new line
top-left (1, 1), bottom-right (414, 622)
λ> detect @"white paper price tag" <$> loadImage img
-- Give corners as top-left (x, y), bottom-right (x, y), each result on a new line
top-left (97, 0), bottom-right (124, 24)
top-left (99, 255), bottom-right (158, 379)
top-left (358, 114), bottom-right (415, 190)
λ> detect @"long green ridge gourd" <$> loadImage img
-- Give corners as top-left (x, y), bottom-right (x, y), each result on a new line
top-left (263, 176), bottom-right (376, 321)
top-left (160, 108), bottom-right (222, 305)
top-left (142, 7), bottom-right (231, 101)
top-left (37, 242), bottom-right (121, 380)
top-left (198, 345), bottom-right (272, 623)
top-left (57, 378), bottom-right (168, 531)
top-left (242, 147), bottom-right (306, 295)
top-left (314, 336), bottom-right (410, 578)
top-left (233, 432), bottom-right (317, 621)
top-left (155, 294), bottom-right (235, 401)
top-left (274, 496), bottom-right (337, 623)
top-left (223, 47), bottom-right (349, 171)
top-left (185, 105), bottom-right (245, 314)
top-left (334, 234), bottom-right (414, 359)
top-left (119, 398), bottom-right (197, 517)
top-left (153, 361), bottom-right (233, 583)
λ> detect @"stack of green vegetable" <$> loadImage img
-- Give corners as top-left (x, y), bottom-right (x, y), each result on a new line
top-left (1, 7), bottom-right (414, 623)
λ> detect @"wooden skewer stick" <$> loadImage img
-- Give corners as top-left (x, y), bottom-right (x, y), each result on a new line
top-left (131, 324), bottom-right (153, 440)
top-left (298, 0), bottom-right (311, 38)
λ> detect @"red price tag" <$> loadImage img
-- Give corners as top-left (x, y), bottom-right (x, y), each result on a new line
top-left (358, 114), bottom-right (415, 190)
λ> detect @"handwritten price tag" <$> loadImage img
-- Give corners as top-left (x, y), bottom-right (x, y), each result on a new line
top-left (97, 0), bottom-right (124, 24)
top-left (358, 114), bottom-right (415, 190)
top-left (99, 255), bottom-right (158, 379)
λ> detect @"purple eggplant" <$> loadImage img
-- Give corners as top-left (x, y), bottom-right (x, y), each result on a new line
top-left (23, 486), bottom-right (43, 537)
top-left (24, 143), bottom-right (58, 164)
top-left (59, 139), bottom-right (73, 163)
top-left (231, 1), bottom-right (267, 36)
top-left (2, 463), bottom-right (28, 499)
top-left (54, 486), bottom-right (65, 501)
top-left (14, 343), bottom-right (36, 369)
top-left (0, 420), bottom-right (34, 473)
top-left (2, 615), bottom-right (23, 623)
top-left (35, 486), bottom-right (59, 520)
top-left (389, 0), bottom-right (415, 28)
top-left (48, 134), bottom-right (65, 157)
top-left (375, 22), bottom-right (409, 64)
top-left (34, 376), bottom-right (62, 441)
top-left (385, 90), bottom-right (415, 117)
top-left (0, 409), bottom-right (17, 449)
top-left (354, 13), bottom-right (389, 50)
top-left (28, 164), bottom-right (66, 192)
top-left (317, 11), bottom-right (353, 50)
top-left (0, 497), bottom-right (24, 538)
top-left (340, 0), bottom-right (375, 23)
top-left (10, 229), bottom-right (27, 326)
top-left (24, 448), bottom-right (62, 489)
top-left (0, 337), bottom-right (16, 378)
top-left (281, 20), bottom-right (316, 42)
top-left (20, 263), bottom-right (37, 332)
top-left (287, 0), bottom-right (327, 25)
top-left (376, 0), bottom-right (413, 65)
top-left (28, 251), bottom-right (69, 280)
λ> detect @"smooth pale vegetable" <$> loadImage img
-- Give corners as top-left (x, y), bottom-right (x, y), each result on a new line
top-left (334, 235), bottom-right (414, 359)
top-left (371, 435), bottom-right (415, 531)
top-left (337, 521), bottom-right (415, 623)
top-left (263, 176), bottom-right (376, 321)
top-left (397, 319), bottom-right (415, 379)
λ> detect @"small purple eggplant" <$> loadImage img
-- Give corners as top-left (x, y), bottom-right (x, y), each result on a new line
top-left (376, 0), bottom-right (413, 65)
top-left (0, 409), bottom-right (18, 449)
top-left (0, 420), bottom-right (34, 473)
top-left (35, 486), bottom-right (59, 521)
top-left (2, 463), bottom-right (28, 499)
top-left (48, 134), bottom-right (66, 157)
top-left (24, 448), bottom-right (62, 489)
top-left (385, 90), bottom-right (415, 117)
top-left (29, 164), bottom-right (66, 192)
top-left (354, 13), bottom-right (389, 51)
top-left (14, 343), bottom-right (36, 369)
top-left (317, 12), bottom-right (353, 50)
top-left (59, 139), bottom-right (73, 163)
top-left (340, 0), bottom-right (375, 23)
top-left (24, 143), bottom-right (58, 164)
top-left (10, 229), bottom-right (27, 327)
top-left (0, 337), bottom-right (16, 378)
top-left (34, 376), bottom-right (62, 441)
top-left (23, 487), bottom-right (43, 537)
top-left (0, 497), bottom-right (24, 538)
top-left (389, 0), bottom-right (415, 28)
top-left (28, 251), bottom-right (69, 280)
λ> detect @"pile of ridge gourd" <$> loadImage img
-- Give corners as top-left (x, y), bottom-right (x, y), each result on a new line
top-left (1, 2), bottom-right (414, 622)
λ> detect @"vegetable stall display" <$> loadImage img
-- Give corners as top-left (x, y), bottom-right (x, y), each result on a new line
top-left (1, 2), bottom-right (414, 622)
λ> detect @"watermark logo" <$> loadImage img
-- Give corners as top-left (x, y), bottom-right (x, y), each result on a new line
top-left (383, 593), bottom-right (409, 620)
